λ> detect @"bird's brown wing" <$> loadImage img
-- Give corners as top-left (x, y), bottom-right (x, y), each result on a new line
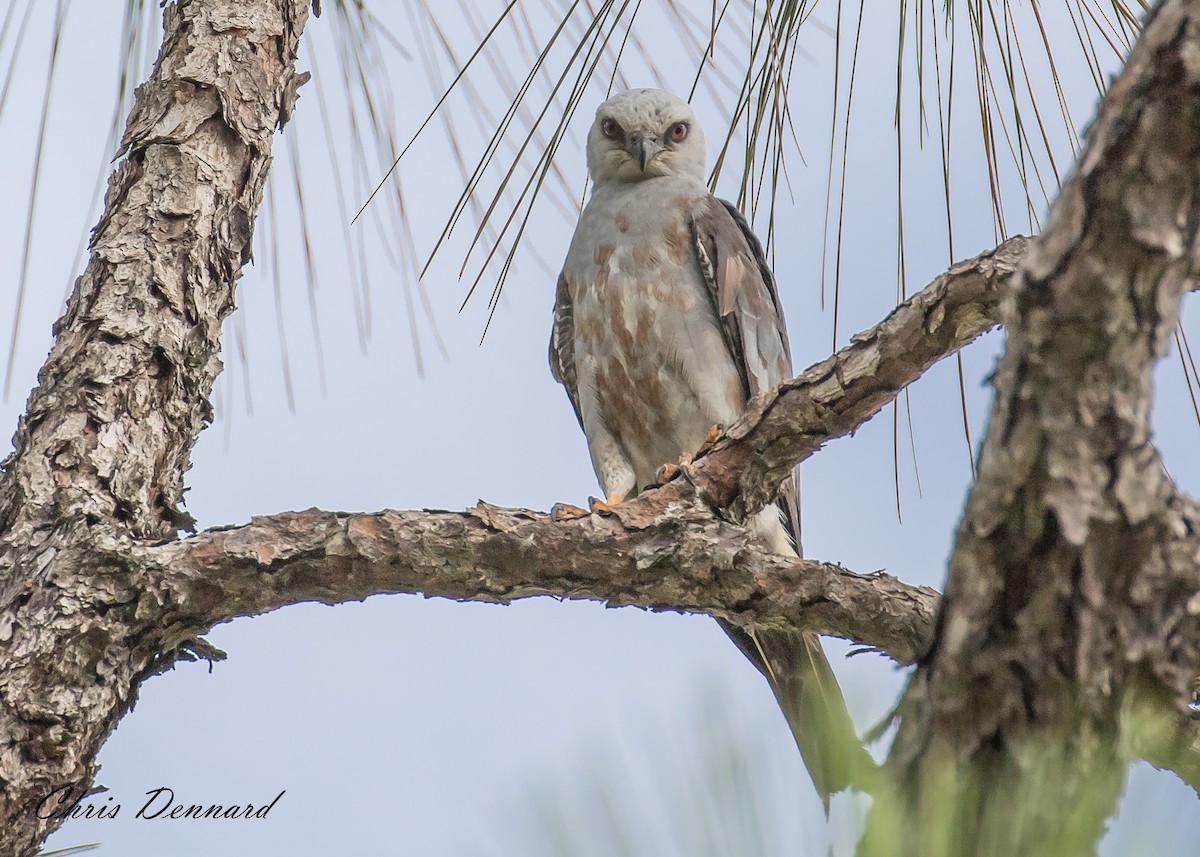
top-left (549, 273), bottom-right (584, 431)
top-left (689, 196), bottom-right (800, 547)
top-left (690, 196), bottom-right (873, 807)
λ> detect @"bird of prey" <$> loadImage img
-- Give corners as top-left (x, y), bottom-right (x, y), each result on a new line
top-left (549, 88), bottom-right (871, 804)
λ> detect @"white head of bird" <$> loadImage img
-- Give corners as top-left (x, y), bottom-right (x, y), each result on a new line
top-left (586, 88), bottom-right (707, 186)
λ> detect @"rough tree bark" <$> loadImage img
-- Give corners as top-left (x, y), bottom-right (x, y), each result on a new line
top-left (860, 3), bottom-right (1200, 855)
top-left (0, 1), bottom-right (1198, 857)
top-left (0, 1), bottom-right (310, 853)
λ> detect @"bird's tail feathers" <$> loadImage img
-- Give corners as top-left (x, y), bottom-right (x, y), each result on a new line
top-left (728, 623), bottom-right (876, 810)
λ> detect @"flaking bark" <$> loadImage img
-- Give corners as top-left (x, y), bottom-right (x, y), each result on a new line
top-left (686, 236), bottom-right (1030, 523)
top-left (0, 1), bottom-right (309, 853)
top-left (862, 4), bottom-right (1200, 855)
top-left (140, 505), bottom-right (940, 665)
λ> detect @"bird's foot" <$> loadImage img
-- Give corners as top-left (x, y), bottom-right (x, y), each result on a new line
top-left (588, 491), bottom-right (627, 514)
top-left (655, 452), bottom-right (694, 485)
top-left (550, 502), bottom-right (590, 521)
top-left (704, 424), bottom-right (724, 445)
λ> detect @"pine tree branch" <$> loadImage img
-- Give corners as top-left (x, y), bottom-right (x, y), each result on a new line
top-left (688, 236), bottom-right (1031, 524)
top-left (141, 504), bottom-right (941, 665)
top-left (128, 234), bottom-right (1040, 676)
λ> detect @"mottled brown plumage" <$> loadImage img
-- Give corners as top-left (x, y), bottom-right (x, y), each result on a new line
top-left (550, 88), bottom-right (872, 805)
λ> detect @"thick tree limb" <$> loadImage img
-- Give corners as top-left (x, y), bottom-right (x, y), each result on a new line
top-left (0, 2), bottom-right (310, 854)
top-left (133, 505), bottom-right (940, 665)
top-left (599, 236), bottom-right (1029, 532)
top-left (864, 4), bottom-right (1200, 855)
top-left (689, 236), bottom-right (1030, 523)
top-left (120, 236), bottom-right (1043, 673)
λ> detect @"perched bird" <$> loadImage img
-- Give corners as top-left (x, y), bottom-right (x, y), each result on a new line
top-left (549, 88), bottom-right (871, 804)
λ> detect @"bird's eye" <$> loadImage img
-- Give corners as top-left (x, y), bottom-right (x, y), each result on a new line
top-left (669, 122), bottom-right (688, 143)
top-left (601, 118), bottom-right (620, 140)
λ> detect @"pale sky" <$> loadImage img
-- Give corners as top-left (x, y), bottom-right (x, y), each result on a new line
top-left (2, 2), bottom-right (1198, 855)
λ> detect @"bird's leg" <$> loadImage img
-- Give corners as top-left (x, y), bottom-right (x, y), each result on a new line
top-left (652, 426), bottom-right (725, 486)
top-left (588, 491), bottom-right (627, 514)
top-left (657, 426), bottom-right (726, 485)
top-left (588, 434), bottom-right (635, 513)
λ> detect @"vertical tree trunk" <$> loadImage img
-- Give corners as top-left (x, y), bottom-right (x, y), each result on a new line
top-left (0, 2), bottom-right (308, 854)
top-left (862, 4), bottom-right (1200, 854)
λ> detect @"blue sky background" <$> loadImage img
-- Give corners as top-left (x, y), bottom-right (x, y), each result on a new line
top-left (1, 2), bottom-right (1198, 855)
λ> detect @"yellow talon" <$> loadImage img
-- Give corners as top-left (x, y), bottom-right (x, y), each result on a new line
top-left (550, 503), bottom-right (589, 521)
top-left (588, 491), bottom-right (626, 513)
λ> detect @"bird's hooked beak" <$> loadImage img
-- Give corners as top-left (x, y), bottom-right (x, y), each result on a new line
top-left (628, 134), bottom-right (662, 172)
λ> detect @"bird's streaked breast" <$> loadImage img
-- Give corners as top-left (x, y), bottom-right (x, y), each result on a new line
top-left (563, 179), bottom-right (744, 490)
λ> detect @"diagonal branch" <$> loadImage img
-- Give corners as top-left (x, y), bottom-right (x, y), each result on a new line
top-left (632, 236), bottom-right (1031, 525)
top-left (118, 236), bottom-right (1060, 684)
